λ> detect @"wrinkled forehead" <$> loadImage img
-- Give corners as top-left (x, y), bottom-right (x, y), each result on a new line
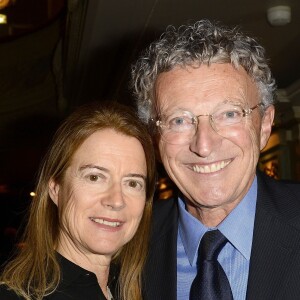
top-left (154, 64), bottom-right (259, 115)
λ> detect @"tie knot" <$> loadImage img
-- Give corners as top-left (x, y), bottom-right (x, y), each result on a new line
top-left (199, 230), bottom-right (227, 261)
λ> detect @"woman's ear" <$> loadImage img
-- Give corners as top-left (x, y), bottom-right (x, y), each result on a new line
top-left (49, 179), bottom-right (60, 206)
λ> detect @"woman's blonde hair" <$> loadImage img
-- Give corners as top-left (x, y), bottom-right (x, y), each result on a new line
top-left (0, 101), bottom-right (156, 300)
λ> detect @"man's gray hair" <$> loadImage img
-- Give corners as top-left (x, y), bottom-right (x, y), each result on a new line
top-left (131, 19), bottom-right (276, 124)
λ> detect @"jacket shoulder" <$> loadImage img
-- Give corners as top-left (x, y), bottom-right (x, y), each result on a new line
top-left (151, 197), bottom-right (178, 240)
top-left (257, 171), bottom-right (300, 228)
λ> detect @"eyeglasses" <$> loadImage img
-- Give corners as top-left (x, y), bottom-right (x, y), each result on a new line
top-left (155, 103), bottom-right (264, 145)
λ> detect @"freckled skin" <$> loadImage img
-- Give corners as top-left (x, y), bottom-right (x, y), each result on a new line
top-left (49, 129), bottom-right (147, 264)
top-left (156, 64), bottom-right (274, 226)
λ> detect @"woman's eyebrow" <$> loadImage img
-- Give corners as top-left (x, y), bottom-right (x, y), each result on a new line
top-left (79, 164), bottom-right (109, 173)
top-left (125, 173), bottom-right (146, 181)
top-left (79, 165), bottom-right (146, 180)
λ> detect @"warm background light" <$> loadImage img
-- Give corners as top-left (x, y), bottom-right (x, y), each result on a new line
top-left (0, 13), bottom-right (7, 24)
top-left (0, 0), bottom-right (10, 10)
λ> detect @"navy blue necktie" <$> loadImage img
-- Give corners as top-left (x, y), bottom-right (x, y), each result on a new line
top-left (190, 230), bottom-right (233, 300)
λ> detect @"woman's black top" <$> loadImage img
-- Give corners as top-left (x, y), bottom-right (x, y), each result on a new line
top-left (0, 254), bottom-right (117, 299)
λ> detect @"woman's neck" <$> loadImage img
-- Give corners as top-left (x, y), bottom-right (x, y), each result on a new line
top-left (56, 244), bottom-right (112, 298)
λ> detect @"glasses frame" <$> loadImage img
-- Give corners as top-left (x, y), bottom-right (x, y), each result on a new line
top-left (154, 102), bottom-right (264, 144)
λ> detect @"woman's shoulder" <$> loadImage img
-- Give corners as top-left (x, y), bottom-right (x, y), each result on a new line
top-left (0, 284), bottom-right (23, 299)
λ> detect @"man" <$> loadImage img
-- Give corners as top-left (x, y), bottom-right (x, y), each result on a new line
top-left (131, 19), bottom-right (300, 300)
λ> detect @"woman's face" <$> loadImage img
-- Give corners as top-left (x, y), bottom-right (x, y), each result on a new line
top-left (49, 129), bottom-right (147, 259)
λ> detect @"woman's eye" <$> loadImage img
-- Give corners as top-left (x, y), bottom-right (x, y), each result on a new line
top-left (127, 179), bottom-right (144, 191)
top-left (89, 174), bottom-right (100, 182)
top-left (85, 174), bottom-right (105, 182)
top-left (129, 181), bottom-right (137, 188)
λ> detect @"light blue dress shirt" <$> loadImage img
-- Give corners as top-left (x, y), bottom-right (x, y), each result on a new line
top-left (177, 177), bottom-right (257, 300)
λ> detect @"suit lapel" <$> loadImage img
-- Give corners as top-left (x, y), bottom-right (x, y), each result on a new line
top-left (246, 173), bottom-right (300, 299)
top-left (246, 208), bottom-right (298, 299)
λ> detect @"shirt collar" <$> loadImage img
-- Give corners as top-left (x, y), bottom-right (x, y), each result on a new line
top-left (178, 176), bottom-right (257, 265)
top-left (56, 252), bottom-right (92, 285)
top-left (56, 252), bottom-right (118, 288)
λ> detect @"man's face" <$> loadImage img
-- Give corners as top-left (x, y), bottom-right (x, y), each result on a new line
top-left (49, 129), bottom-right (147, 259)
top-left (155, 64), bottom-right (274, 221)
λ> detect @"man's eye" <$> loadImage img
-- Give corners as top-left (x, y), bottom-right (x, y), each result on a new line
top-left (219, 109), bottom-right (242, 120)
top-left (169, 116), bottom-right (190, 127)
top-left (174, 117), bottom-right (185, 125)
top-left (224, 111), bottom-right (237, 118)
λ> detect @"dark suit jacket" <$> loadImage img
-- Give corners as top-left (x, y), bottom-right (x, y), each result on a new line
top-left (142, 172), bottom-right (300, 300)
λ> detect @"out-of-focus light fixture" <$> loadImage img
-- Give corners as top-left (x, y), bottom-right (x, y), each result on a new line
top-left (0, 0), bottom-right (10, 10)
top-left (267, 5), bottom-right (291, 26)
top-left (0, 13), bottom-right (7, 24)
top-left (30, 191), bottom-right (36, 197)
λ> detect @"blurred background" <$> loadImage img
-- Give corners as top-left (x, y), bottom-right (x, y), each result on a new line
top-left (0, 0), bottom-right (299, 264)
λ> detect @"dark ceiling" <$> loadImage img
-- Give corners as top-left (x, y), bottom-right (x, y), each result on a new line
top-left (0, 0), bottom-right (300, 191)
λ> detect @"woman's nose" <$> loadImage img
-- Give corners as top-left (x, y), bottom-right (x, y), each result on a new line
top-left (101, 184), bottom-right (125, 210)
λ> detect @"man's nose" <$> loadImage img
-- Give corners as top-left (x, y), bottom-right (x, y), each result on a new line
top-left (189, 116), bottom-right (221, 157)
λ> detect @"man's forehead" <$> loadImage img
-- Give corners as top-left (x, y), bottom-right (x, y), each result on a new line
top-left (154, 64), bottom-right (259, 112)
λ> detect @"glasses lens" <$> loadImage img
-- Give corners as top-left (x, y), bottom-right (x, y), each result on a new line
top-left (212, 104), bottom-right (244, 131)
top-left (159, 111), bottom-right (195, 144)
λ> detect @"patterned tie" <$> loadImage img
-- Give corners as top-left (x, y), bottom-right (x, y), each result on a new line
top-left (190, 230), bottom-right (233, 300)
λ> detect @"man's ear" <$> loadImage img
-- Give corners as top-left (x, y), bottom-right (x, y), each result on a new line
top-left (49, 179), bottom-right (60, 206)
top-left (260, 105), bottom-right (275, 151)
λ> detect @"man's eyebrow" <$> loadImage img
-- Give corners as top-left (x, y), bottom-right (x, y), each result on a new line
top-left (79, 164), bottom-right (109, 173)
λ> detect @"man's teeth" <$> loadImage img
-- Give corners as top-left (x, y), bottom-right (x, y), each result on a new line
top-left (192, 160), bottom-right (230, 173)
top-left (91, 218), bottom-right (121, 227)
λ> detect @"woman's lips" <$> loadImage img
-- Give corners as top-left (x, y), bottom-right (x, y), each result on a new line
top-left (89, 217), bottom-right (123, 227)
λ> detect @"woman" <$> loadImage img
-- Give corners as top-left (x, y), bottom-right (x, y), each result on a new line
top-left (0, 102), bottom-right (156, 300)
